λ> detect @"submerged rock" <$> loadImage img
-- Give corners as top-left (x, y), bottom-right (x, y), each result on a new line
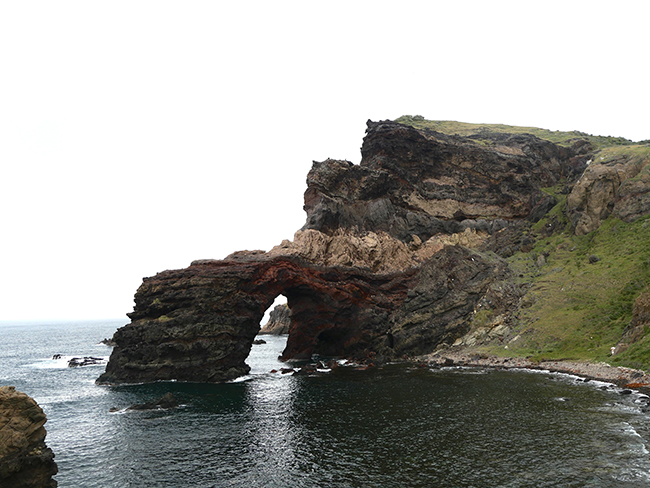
top-left (68, 357), bottom-right (104, 367)
top-left (0, 386), bottom-right (58, 488)
top-left (126, 393), bottom-right (178, 411)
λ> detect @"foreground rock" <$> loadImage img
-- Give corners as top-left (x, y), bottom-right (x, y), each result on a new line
top-left (0, 386), bottom-right (57, 488)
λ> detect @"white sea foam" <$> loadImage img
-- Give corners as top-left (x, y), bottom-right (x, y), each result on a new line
top-left (25, 355), bottom-right (108, 369)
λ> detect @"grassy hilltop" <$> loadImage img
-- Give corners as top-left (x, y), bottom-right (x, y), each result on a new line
top-left (395, 114), bottom-right (648, 148)
top-left (397, 115), bottom-right (650, 370)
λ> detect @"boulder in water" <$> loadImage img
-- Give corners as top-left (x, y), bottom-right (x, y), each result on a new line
top-left (68, 357), bottom-right (104, 367)
top-left (126, 393), bottom-right (179, 411)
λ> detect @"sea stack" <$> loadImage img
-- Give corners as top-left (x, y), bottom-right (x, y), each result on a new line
top-left (0, 386), bottom-right (58, 488)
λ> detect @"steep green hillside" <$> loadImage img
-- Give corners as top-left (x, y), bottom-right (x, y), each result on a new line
top-left (500, 206), bottom-right (650, 369)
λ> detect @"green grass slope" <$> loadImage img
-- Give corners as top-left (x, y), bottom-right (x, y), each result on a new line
top-left (396, 115), bottom-right (650, 369)
top-left (502, 207), bottom-right (650, 369)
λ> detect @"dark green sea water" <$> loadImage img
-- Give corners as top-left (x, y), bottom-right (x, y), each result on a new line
top-left (2, 320), bottom-right (650, 487)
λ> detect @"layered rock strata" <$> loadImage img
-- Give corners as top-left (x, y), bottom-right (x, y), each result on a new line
top-left (0, 386), bottom-right (57, 488)
top-left (303, 120), bottom-right (588, 242)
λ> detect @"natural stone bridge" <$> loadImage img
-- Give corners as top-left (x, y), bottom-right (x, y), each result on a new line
top-left (98, 246), bottom-right (511, 384)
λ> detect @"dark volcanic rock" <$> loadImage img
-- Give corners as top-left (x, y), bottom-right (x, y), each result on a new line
top-left (98, 246), bottom-right (514, 384)
top-left (0, 386), bottom-right (58, 488)
top-left (98, 254), bottom-right (417, 384)
top-left (259, 303), bottom-right (291, 335)
top-left (68, 356), bottom-right (105, 367)
top-left (390, 246), bottom-right (513, 355)
top-left (303, 120), bottom-right (585, 242)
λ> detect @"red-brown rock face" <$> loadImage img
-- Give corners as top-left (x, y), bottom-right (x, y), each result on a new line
top-left (98, 254), bottom-right (416, 384)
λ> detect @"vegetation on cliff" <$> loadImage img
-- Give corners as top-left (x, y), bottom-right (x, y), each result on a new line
top-left (396, 114), bottom-right (650, 148)
top-left (501, 208), bottom-right (650, 368)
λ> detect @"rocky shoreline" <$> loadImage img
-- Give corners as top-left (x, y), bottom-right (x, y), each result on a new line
top-left (424, 350), bottom-right (650, 390)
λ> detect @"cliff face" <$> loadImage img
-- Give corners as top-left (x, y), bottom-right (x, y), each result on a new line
top-left (0, 387), bottom-right (57, 488)
top-left (101, 118), bottom-right (644, 384)
top-left (303, 120), bottom-right (587, 242)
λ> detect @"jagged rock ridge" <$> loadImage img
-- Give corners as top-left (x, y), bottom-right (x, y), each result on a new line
top-left (303, 120), bottom-right (589, 242)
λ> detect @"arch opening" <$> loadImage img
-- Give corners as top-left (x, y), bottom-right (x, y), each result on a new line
top-left (259, 294), bottom-right (288, 334)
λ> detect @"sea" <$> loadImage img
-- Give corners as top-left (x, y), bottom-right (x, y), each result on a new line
top-left (3, 319), bottom-right (650, 487)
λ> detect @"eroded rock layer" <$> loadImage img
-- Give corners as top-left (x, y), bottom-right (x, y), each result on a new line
top-left (567, 146), bottom-right (650, 235)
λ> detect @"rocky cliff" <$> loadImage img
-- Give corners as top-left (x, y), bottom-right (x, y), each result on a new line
top-left (259, 303), bottom-right (291, 335)
top-left (99, 118), bottom-right (650, 384)
top-left (98, 246), bottom-right (513, 385)
top-left (0, 387), bottom-right (57, 488)
top-left (567, 146), bottom-right (650, 235)
top-left (303, 120), bottom-right (588, 242)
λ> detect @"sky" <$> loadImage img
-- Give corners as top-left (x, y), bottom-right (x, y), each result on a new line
top-left (1, 1), bottom-right (648, 321)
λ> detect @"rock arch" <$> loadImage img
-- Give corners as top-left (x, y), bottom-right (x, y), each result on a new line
top-left (97, 253), bottom-right (416, 384)
top-left (98, 246), bottom-right (512, 385)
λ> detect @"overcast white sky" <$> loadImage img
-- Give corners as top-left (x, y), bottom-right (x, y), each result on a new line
top-left (1, 1), bottom-right (648, 321)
